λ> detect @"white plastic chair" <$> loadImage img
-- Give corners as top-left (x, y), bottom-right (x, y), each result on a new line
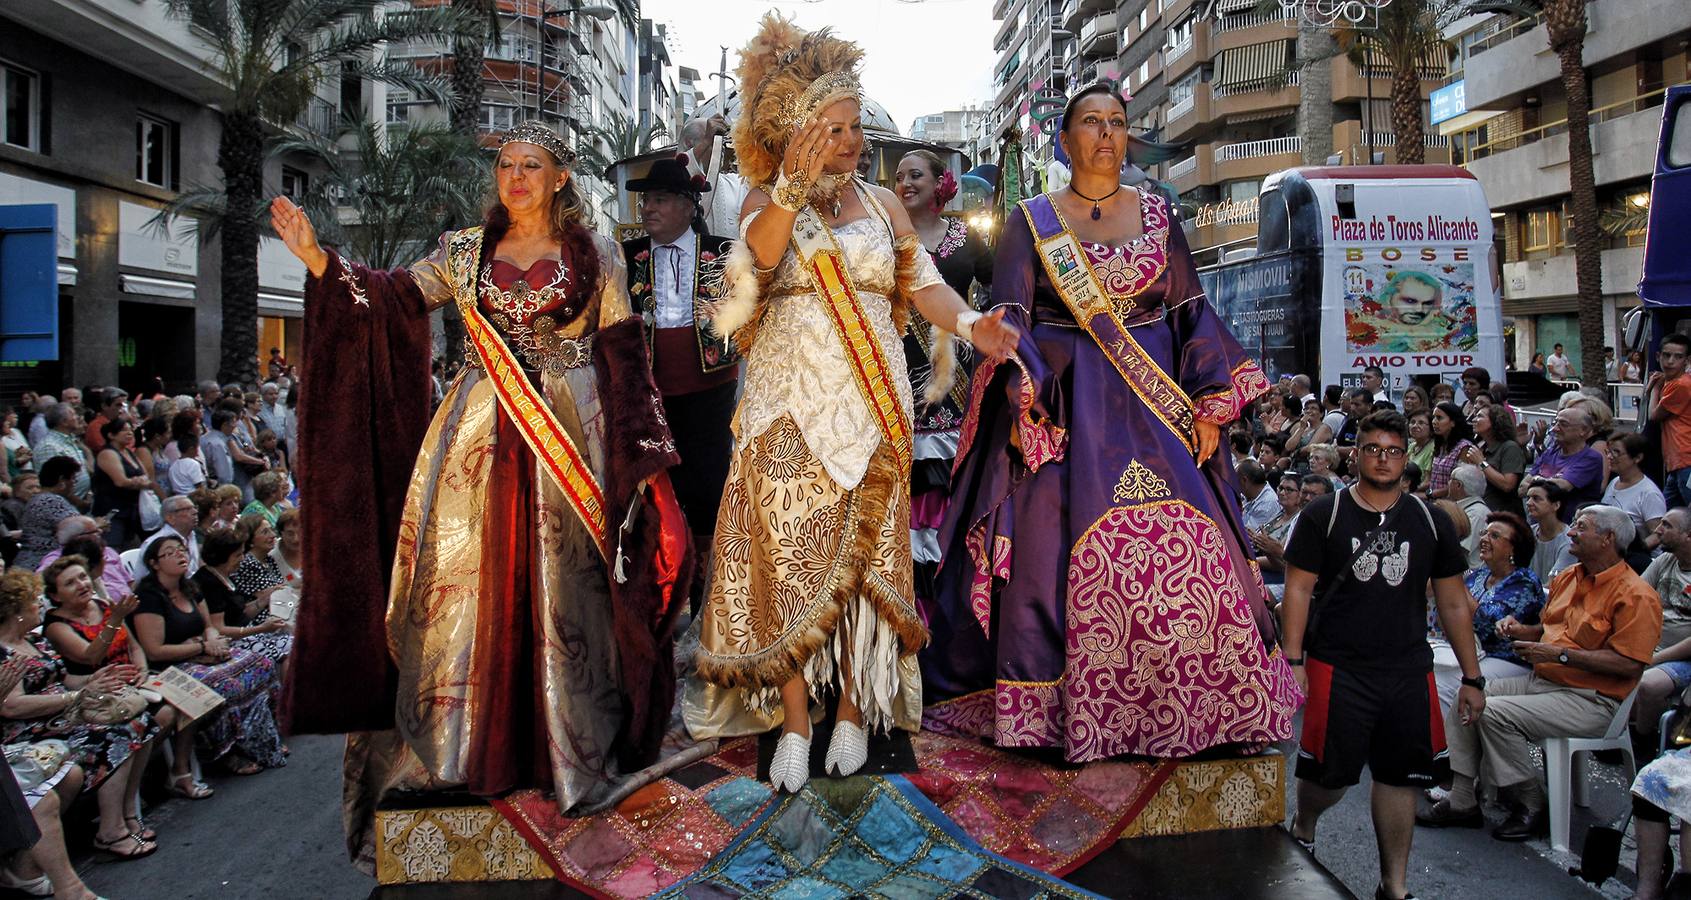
top-left (1542, 685), bottom-right (1639, 853)
top-left (119, 548), bottom-right (145, 582)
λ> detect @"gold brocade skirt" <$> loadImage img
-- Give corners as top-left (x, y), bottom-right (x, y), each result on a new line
top-left (687, 416), bottom-right (926, 737)
top-left (364, 365), bottom-right (624, 813)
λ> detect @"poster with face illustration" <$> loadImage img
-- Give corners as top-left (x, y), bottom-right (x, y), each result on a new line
top-left (1307, 172), bottom-right (1502, 389)
top-left (1342, 262), bottom-right (1479, 355)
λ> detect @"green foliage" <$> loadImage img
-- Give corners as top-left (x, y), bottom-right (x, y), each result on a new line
top-left (277, 118), bottom-right (491, 269)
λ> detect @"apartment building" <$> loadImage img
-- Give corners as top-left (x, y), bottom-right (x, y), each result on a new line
top-left (989, 0), bottom-right (1076, 171)
top-left (909, 108), bottom-right (990, 156)
top-left (1142, 1), bottom-right (1450, 255)
top-left (0, 0), bottom-right (366, 391)
top-left (1439, 0), bottom-right (1689, 371)
top-left (393, 0), bottom-right (638, 221)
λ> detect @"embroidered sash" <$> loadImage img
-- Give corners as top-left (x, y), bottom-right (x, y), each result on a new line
top-left (449, 230), bottom-right (610, 554)
top-left (790, 195), bottom-right (913, 473)
top-left (1020, 194), bottom-right (1197, 454)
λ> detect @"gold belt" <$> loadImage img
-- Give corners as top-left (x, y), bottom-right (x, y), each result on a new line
top-left (464, 331), bottom-right (594, 376)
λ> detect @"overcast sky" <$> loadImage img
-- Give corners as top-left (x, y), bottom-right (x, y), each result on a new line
top-left (640, 0), bottom-right (998, 135)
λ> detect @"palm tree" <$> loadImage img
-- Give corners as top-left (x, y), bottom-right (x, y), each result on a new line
top-left (575, 110), bottom-right (669, 177)
top-left (440, 0), bottom-right (501, 375)
top-left (1474, 0), bottom-right (1602, 384)
top-left (1348, 0), bottom-right (1466, 164)
top-left (449, 0), bottom-right (500, 137)
top-left (160, 0), bottom-right (476, 385)
top-left (1542, 0), bottom-right (1605, 387)
top-left (275, 118), bottom-right (490, 269)
top-left (1295, 24), bottom-right (1337, 165)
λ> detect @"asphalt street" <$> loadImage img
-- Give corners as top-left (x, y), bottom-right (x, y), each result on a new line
top-left (1279, 733), bottom-right (1638, 900)
top-left (72, 734), bottom-right (373, 900)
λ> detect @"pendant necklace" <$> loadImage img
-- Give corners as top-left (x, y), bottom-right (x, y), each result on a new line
top-left (1070, 183), bottom-right (1121, 220)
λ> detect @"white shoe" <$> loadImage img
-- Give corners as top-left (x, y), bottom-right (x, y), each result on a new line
top-left (770, 731), bottom-right (811, 793)
top-left (825, 720), bottom-right (868, 777)
top-left (0, 868), bottom-right (52, 898)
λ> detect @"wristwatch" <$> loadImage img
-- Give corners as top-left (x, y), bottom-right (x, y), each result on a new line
top-left (1460, 674), bottom-right (1487, 690)
top-left (1557, 650), bottom-right (1571, 665)
top-left (1285, 655), bottom-right (1305, 666)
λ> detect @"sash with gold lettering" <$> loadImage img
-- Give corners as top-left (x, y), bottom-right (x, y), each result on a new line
top-left (1020, 194), bottom-right (1197, 454)
top-left (790, 197), bottom-right (914, 473)
top-left (456, 291), bottom-right (610, 557)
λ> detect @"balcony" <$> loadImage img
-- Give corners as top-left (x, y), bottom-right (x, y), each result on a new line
top-left (1464, 0), bottom-right (1685, 110)
top-left (1061, 0), bottom-right (1084, 31)
top-left (1462, 90), bottom-right (1665, 209)
top-left (1215, 136), bottom-right (1301, 164)
top-left (1168, 149), bottom-right (1211, 198)
top-left (1214, 10), bottom-right (1293, 40)
top-left (1078, 11), bottom-right (1119, 56)
top-left (1501, 245), bottom-right (1644, 305)
top-left (1163, 85), bottom-right (1210, 142)
top-left (1211, 71), bottom-right (1299, 119)
top-left (293, 98), bottom-right (338, 137)
top-left (1214, 135), bottom-right (1304, 182)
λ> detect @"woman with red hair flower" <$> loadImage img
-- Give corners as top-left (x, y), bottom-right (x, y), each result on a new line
top-left (893, 148), bottom-right (993, 607)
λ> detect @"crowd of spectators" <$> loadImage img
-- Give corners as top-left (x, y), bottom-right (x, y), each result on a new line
top-left (1244, 339), bottom-right (1691, 899)
top-left (0, 375), bottom-right (300, 894)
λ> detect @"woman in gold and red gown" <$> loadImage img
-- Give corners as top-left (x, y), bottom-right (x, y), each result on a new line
top-left (269, 121), bottom-right (690, 821)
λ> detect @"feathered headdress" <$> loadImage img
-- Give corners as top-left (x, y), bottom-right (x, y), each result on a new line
top-left (731, 12), bottom-right (864, 188)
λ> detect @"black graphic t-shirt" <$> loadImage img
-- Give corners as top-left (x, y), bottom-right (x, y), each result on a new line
top-left (1285, 488), bottom-right (1467, 670)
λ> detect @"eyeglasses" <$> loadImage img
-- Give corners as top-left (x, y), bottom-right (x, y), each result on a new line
top-left (1358, 444), bottom-right (1408, 459)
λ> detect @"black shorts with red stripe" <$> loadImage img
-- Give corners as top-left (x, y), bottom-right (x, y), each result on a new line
top-left (1296, 656), bottom-right (1449, 790)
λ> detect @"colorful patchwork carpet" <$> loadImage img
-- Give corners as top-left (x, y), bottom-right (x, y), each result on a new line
top-left (492, 697), bottom-right (1174, 898)
top-left (651, 775), bottom-right (1105, 899)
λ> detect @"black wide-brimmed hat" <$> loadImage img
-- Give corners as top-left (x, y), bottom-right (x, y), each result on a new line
top-left (626, 157), bottom-right (710, 195)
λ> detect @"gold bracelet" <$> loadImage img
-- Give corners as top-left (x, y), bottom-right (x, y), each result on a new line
top-left (771, 172), bottom-right (809, 213)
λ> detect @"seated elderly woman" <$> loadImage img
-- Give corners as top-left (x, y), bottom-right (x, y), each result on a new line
top-left (1428, 511), bottom-right (1545, 717)
top-left (44, 533), bottom-right (133, 604)
top-left (232, 513), bottom-right (284, 596)
top-left (267, 507), bottom-right (302, 587)
top-left (0, 569), bottom-right (165, 859)
top-left (130, 534), bottom-right (286, 778)
top-left (238, 472), bottom-right (289, 527)
top-left (192, 527), bottom-right (291, 670)
top-left (14, 458), bottom-right (82, 572)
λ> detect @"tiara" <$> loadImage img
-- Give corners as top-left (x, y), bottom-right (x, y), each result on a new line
top-left (776, 70), bottom-right (862, 128)
top-left (499, 121), bottom-right (577, 165)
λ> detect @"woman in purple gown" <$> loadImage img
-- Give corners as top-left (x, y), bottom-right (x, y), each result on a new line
top-left (921, 84), bottom-right (1299, 762)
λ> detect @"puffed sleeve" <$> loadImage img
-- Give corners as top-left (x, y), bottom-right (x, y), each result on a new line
top-left (593, 232), bottom-right (635, 327)
top-left (1164, 224), bottom-right (1271, 425)
top-left (403, 233), bottom-right (459, 311)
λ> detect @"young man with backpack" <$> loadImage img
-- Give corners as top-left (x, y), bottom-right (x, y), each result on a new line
top-left (1280, 409), bottom-right (1488, 900)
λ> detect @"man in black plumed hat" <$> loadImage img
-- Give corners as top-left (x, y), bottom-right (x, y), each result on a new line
top-left (622, 157), bottom-right (740, 598)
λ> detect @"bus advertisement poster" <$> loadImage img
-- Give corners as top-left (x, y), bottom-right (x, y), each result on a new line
top-left (1315, 179), bottom-right (1502, 391)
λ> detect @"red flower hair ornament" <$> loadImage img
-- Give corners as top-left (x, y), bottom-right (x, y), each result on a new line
top-left (931, 170), bottom-right (959, 212)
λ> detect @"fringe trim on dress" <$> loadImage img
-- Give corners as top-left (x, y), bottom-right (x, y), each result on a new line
top-left (693, 441), bottom-right (926, 731)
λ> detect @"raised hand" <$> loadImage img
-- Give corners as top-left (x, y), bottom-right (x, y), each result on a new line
top-left (269, 196), bottom-right (329, 278)
top-left (780, 115), bottom-right (838, 189)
